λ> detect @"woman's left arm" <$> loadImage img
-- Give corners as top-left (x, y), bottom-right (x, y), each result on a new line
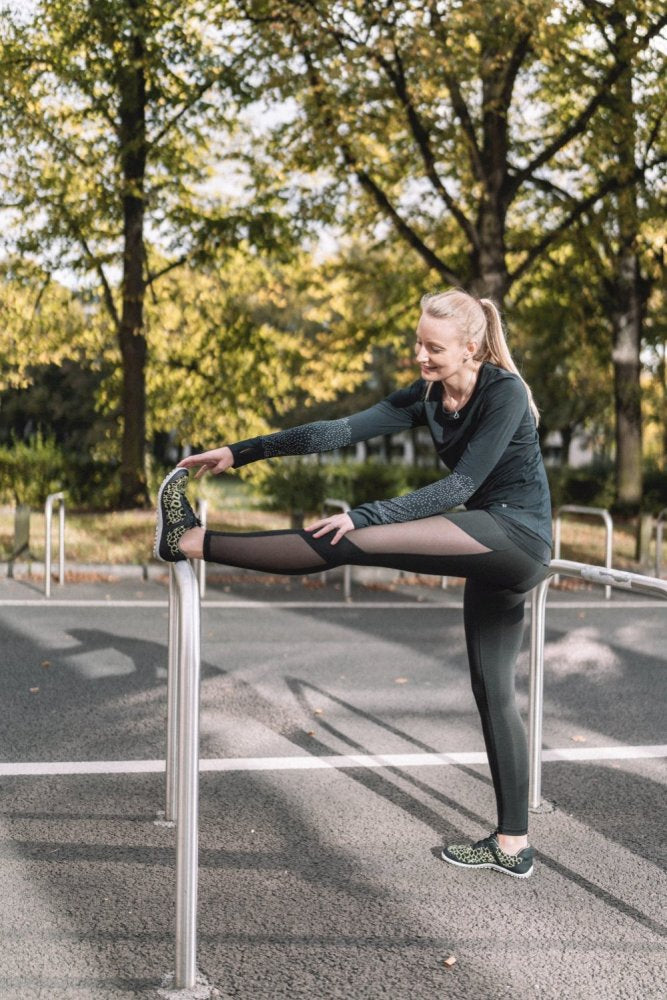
top-left (344, 378), bottom-right (528, 529)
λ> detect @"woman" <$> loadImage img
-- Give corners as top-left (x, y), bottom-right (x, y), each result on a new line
top-left (154, 288), bottom-right (552, 879)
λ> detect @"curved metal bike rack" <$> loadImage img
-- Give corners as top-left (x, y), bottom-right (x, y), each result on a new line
top-left (654, 508), bottom-right (667, 579)
top-left (553, 505), bottom-right (613, 599)
top-left (165, 560), bottom-right (201, 989)
top-left (44, 491), bottom-right (65, 598)
top-left (528, 558), bottom-right (667, 811)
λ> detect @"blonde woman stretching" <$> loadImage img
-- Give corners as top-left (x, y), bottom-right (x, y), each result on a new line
top-left (155, 288), bottom-right (552, 878)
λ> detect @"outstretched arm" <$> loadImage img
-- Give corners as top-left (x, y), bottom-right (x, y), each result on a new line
top-left (177, 381), bottom-right (426, 478)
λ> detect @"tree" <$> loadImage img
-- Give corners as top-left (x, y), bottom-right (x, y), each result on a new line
top-left (234, 1), bottom-right (665, 299)
top-left (0, 0), bottom-right (254, 506)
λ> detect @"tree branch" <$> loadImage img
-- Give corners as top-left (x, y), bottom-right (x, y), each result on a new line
top-left (508, 11), bottom-right (667, 198)
top-left (299, 44), bottom-right (460, 284)
top-left (377, 41), bottom-right (479, 248)
top-left (145, 254), bottom-right (189, 288)
top-left (427, 1), bottom-right (486, 182)
top-left (509, 156), bottom-right (667, 284)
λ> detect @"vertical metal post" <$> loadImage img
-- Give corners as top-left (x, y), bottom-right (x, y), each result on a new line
top-left (58, 497), bottom-right (65, 586)
top-left (165, 568), bottom-right (179, 823)
top-left (528, 575), bottom-right (552, 811)
top-left (44, 491), bottom-right (65, 598)
top-left (173, 559), bottom-right (201, 990)
top-left (45, 500), bottom-right (53, 599)
top-left (655, 510), bottom-right (666, 578)
top-left (196, 500), bottom-right (208, 599)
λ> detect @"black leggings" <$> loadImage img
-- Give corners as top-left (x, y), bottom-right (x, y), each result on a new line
top-left (203, 510), bottom-right (549, 835)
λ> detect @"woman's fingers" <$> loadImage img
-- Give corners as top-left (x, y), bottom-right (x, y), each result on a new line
top-left (177, 447), bottom-right (234, 478)
top-left (305, 513), bottom-right (354, 544)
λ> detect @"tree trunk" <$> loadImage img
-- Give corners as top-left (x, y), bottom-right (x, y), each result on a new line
top-left (611, 251), bottom-right (643, 509)
top-left (609, 6), bottom-right (643, 512)
top-left (117, 11), bottom-right (149, 509)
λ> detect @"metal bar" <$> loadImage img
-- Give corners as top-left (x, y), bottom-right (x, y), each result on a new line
top-left (553, 506), bottom-right (613, 598)
top-left (58, 498), bottom-right (65, 586)
top-left (173, 559), bottom-right (201, 989)
top-left (528, 558), bottom-right (667, 812)
top-left (528, 576), bottom-right (551, 810)
top-left (165, 568), bottom-right (179, 823)
top-left (196, 500), bottom-right (208, 599)
top-left (655, 509), bottom-right (666, 579)
top-left (322, 498), bottom-right (352, 601)
top-left (44, 492), bottom-right (65, 599)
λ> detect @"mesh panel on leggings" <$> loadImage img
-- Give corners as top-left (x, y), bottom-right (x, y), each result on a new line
top-left (204, 529), bottom-right (328, 574)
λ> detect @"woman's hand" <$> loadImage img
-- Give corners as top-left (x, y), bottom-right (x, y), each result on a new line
top-left (177, 447), bottom-right (234, 479)
top-left (305, 512), bottom-right (355, 545)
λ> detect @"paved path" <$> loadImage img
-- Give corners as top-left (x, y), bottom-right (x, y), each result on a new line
top-left (0, 573), bottom-right (665, 999)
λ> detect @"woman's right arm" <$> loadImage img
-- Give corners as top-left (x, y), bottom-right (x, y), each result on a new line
top-left (178, 382), bottom-right (426, 477)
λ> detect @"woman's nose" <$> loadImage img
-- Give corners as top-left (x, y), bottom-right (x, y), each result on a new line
top-left (416, 347), bottom-right (428, 362)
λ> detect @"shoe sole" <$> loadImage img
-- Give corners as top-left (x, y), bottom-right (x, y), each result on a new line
top-left (441, 849), bottom-right (533, 879)
top-left (154, 468), bottom-right (187, 562)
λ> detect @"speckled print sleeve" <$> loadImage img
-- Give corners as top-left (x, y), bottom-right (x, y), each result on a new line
top-left (347, 473), bottom-right (476, 527)
top-left (228, 382), bottom-right (426, 468)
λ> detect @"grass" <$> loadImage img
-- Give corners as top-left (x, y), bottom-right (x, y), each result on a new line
top-left (1, 494), bottom-right (664, 573)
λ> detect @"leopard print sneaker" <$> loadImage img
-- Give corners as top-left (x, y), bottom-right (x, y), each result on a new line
top-left (154, 468), bottom-right (201, 562)
top-left (441, 834), bottom-right (534, 878)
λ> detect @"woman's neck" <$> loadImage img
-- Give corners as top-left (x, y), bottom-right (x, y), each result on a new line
top-left (441, 364), bottom-right (480, 409)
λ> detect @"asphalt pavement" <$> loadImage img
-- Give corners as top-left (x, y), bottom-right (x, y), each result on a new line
top-left (0, 568), bottom-right (665, 1000)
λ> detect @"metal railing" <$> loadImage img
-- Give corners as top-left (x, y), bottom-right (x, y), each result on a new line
top-left (654, 509), bottom-right (667, 579)
top-left (528, 558), bottom-right (667, 811)
top-left (195, 499), bottom-right (208, 598)
top-left (165, 560), bottom-right (201, 989)
top-left (44, 491), bottom-right (65, 598)
top-left (321, 498), bottom-right (352, 601)
top-left (553, 505), bottom-right (613, 599)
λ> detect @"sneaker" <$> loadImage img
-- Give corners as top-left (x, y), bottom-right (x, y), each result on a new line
top-left (154, 468), bottom-right (201, 563)
top-left (441, 834), bottom-right (535, 879)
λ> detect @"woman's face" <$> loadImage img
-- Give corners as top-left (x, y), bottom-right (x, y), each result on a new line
top-left (414, 312), bottom-right (473, 383)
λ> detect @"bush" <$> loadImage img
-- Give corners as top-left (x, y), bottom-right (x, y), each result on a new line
top-left (252, 459), bottom-right (329, 519)
top-left (642, 467), bottom-right (667, 514)
top-left (546, 463), bottom-right (614, 511)
top-left (0, 433), bottom-right (67, 507)
top-left (251, 458), bottom-right (454, 518)
top-left (326, 460), bottom-right (407, 508)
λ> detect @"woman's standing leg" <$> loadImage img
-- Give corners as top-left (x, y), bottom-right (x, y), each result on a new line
top-left (462, 579), bottom-right (529, 838)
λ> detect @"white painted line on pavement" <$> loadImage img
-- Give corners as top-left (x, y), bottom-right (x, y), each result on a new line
top-left (1, 599), bottom-right (665, 609)
top-left (2, 744), bottom-right (665, 777)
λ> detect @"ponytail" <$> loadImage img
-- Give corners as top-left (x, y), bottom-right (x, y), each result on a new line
top-left (420, 288), bottom-right (540, 426)
top-left (478, 299), bottom-right (540, 425)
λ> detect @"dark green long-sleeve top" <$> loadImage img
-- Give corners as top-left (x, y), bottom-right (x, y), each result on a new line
top-left (229, 363), bottom-right (552, 562)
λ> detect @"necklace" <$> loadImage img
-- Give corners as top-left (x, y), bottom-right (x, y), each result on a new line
top-left (443, 367), bottom-right (477, 419)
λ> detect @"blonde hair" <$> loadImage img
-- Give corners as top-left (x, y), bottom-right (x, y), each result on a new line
top-left (420, 288), bottom-right (539, 425)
